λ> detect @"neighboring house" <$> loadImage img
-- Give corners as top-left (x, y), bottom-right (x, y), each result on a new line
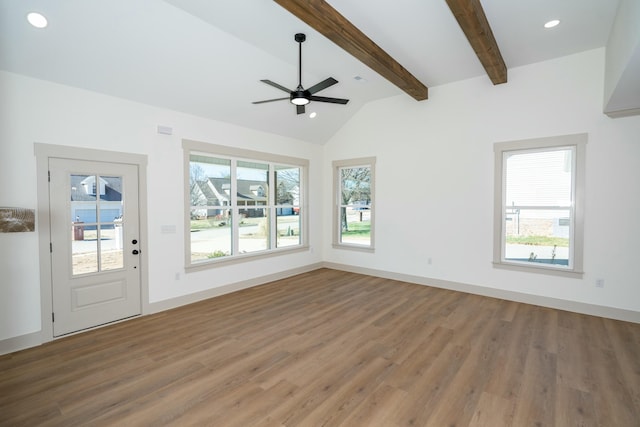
top-left (191, 177), bottom-right (272, 219)
top-left (504, 150), bottom-right (571, 239)
top-left (70, 175), bottom-right (123, 229)
top-left (191, 177), bottom-right (300, 219)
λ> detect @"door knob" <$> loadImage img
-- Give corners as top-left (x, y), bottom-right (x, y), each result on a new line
top-left (132, 249), bottom-right (139, 255)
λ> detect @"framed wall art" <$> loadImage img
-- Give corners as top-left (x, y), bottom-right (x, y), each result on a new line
top-left (0, 207), bottom-right (35, 232)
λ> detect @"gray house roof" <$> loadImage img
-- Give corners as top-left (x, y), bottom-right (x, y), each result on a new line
top-left (192, 177), bottom-right (299, 208)
top-left (194, 177), bottom-right (268, 206)
top-left (70, 175), bottom-right (122, 202)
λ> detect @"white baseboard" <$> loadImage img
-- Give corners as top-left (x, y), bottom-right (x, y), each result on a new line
top-left (146, 262), bottom-right (324, 314)
top-left (0, 330), bottom-right (43, 356)
top-left (323, 262), bottom-right (640, 324)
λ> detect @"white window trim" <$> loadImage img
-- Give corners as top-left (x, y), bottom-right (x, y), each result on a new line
top-left (183, 139), bottom-right (309, 271)
top-left (332, 157), bottom-right (376, 252)
top-left (493, 133), bottom-right (586, 278)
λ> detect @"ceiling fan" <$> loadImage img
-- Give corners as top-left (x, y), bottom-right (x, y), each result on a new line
top-left (252, 33), bottom-right (349, 115)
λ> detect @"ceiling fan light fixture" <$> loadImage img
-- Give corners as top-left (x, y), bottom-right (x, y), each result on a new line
top-left (290, 90), bottom-right (310, 105)
top-left (290, 96), bottom-right (310, 106)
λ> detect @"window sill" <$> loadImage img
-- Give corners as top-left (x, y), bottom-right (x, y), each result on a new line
top-left (332, 243), bottom-right (375, 253)
top-left (186, 245), bottom-right (309, 273)
top-left (492, 261), bottom-right (584, 279)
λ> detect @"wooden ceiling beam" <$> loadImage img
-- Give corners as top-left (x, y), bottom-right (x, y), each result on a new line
top-left (445, 0), bottom-right (507, 84)
top-left (273, 0), bottom-right (428, 101)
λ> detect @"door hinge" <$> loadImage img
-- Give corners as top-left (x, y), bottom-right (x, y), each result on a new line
top-left (50, 242), bottom-right (53, 253)
top-left (52, 313), bottom-right (55, 322)
top-left (48, 170), bottom-right (51, 182)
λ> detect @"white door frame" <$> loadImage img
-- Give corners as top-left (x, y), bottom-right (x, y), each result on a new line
top-left (35, 143), bottom-right (149, 342)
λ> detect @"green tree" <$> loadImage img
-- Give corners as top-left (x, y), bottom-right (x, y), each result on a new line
top-left (275, 167), bottom-right (300, 205)
top-left (341, 167), bottom-right (371, 231)
top-left (189, 163), bottom-right (207, 212)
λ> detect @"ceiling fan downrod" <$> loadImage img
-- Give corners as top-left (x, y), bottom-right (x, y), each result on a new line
top-left (292, 33), bottom-right (310, 105)
top-left (295, 32), bottom-right (305, 89)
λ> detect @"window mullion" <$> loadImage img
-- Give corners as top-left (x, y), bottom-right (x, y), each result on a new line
top-left (231, 159), bottom-right (238, 256)
top-left (269, 164), bottom-right (276, 250)
top-left (95, 174), bottom-right (102, 272)
top-left (505, 205), bottom-right (571, 210)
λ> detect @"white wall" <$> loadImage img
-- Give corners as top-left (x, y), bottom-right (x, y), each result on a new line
top-left (2, 46), bottom-right (639, 347)
top-left (0, 71), bottom-right (323, 343)
top-left (604, 0), bottom-right (640, 115)
top-left (324, 48), bottom-right (640, 315)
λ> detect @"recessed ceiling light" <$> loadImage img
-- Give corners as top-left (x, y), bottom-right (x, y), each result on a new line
top-left (27, 12), bottom-right (48, 28)
top-left (309, 112), bottom-right (317, 119)
top-left (544, 19), bottom-right (560, 29)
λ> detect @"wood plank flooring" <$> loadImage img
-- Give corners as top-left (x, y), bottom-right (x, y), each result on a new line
top-left (1, 268), bottom-right (639, 426)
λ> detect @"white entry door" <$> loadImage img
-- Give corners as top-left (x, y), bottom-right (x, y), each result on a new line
top-left (49, 158), bottom-right (141, 336)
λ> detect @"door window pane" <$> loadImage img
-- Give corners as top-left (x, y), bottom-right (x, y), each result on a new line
top-left (100, 176), bottom-right (124, 271)
top-left (102, 222), bottom-right (124, 271)
top-left (71, 174), bottom-right (97, 275)
top-left (71, 174), bottom-right (97, 223)
top-left (72, 225), bottom-right (98, 275)
top-left (70, 174), bottom-right (125, 275)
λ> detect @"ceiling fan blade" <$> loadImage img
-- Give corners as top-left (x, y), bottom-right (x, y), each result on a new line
top-left (307, 77), bottom-right (338, 94)
top-left (260, 79), bottom-right (292, 93)
top-left (296, 104), bottom-right (305, 115)
top-left (309, 95), bottom-right (349, 105)
top-left (252, 97), bottom-right (290, 104)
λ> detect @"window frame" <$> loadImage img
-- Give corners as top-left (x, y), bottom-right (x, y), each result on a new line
top-left (183, 139), bottom-right (308, 271)
top-left (493, 133), bottom-right (586, 278)
top-left (332, 157), bottom-right (376, 252)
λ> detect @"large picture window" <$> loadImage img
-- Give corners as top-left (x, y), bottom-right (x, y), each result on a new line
top-left (333, 157), bottom-right (375, 251)
top-left (184, 140), bottom-right (307, 269)
top-left (493, 134), bottom-right (586, 277)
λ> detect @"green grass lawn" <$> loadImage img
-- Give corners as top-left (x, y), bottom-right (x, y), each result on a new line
top-left (191, 215), bottom-right (299, 231)
top-left (190, 219), bottom-right (220, 230)
top-left (506, 235), bottom-right (569, 247)
top-left (342, 220), bottom-right (371, 237)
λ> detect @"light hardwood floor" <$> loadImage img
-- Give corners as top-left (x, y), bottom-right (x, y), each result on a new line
top-left (1, 268), bottom-right (639, 426)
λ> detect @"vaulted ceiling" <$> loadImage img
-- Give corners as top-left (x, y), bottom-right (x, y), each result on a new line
top-left (0, 0), bottom-right (633, 144)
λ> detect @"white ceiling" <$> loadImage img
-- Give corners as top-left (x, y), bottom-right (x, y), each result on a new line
top-left (0, 0), bottom-right (624, 144)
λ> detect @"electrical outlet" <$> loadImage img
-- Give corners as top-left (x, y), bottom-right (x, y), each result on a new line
top-left (175, 272), bottom-right (180, 281)
top-left (596, 279), bottom-right (604, 288)
top-left (427, 257), bottom-right (432, 265)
